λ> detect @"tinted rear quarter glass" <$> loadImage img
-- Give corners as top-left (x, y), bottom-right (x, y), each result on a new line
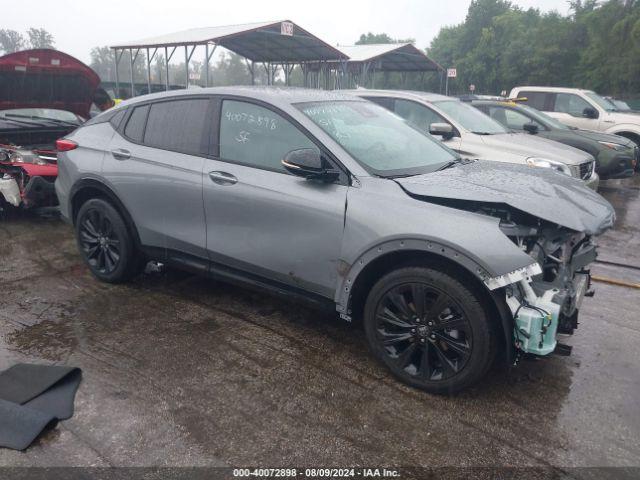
top-left (124, 105), bottom-right (149, 142)
top-left (144, 98), bottom-right (209, 155)
top-left (519, 91), bottom-right (548, 111)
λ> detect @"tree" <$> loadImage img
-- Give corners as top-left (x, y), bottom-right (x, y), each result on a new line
top-left (0, 29), bottom-right (26, 54)
top-left (422, 0), bottom-right (640, 97)
top-left (27, 28), bottom-right (54, 49)
top-left (356, 32), bottom-right (415, 45)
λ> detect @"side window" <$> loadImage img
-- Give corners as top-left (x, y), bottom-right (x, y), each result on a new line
top-left (219, 100), bottom-right (318, 172)
top-left (124, 105), bottom-right (149, 142)
top-left (109, 109), bottom-right (126, 129)
top-left (502, 108), bottom-right (543, 131)
top-left (553, 93), bottom-right (592, 117)
top-left (519, 91), bottom-right (548, 111)
top-left (394, 99), bottom-right (447, 131)
top-left (365, 96), bottom-right (395, 111)
top-left (143, 98), bottom-right (209, 155)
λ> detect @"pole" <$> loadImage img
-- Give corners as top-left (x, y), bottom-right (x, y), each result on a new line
top-left (205, 44), bottom-right (209, 88)
top-left (114, 49), bottom-right (120, 98)
top-left (445, 70), bottom-right (449, 97)
top-left (129, 48), bottom-right (135, 98)
top-left (164, 47), bottom-right (169, 91)
top-left (185, 46), bottom-right (189, 88)
top-left (146, 48), bottom-right (151, 95)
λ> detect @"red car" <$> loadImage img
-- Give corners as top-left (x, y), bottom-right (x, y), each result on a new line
top-left (0, 49), bottom-right (100, 209)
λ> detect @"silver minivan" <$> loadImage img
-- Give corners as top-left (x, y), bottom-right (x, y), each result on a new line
top-left (351, 90), bottom-right (600, 189)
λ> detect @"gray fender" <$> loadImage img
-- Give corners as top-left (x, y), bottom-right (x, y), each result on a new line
top-left (334, 236), bottom-right (494, 314)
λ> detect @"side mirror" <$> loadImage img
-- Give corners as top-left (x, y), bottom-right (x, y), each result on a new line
top-left (429, 122), bottom-right (454, 140)
top-left (582, 107), bottom-right (598, 119)
top-left (523, 123), bottom-right (539, 134)
top-left (282, 148), bottom-right (340, 182)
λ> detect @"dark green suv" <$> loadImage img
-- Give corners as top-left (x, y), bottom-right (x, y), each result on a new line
top-left (472, 100), bottom-right (637, 179)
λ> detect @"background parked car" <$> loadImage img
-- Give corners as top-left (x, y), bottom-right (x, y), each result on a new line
top-left (351, 90), bottom-right (599, 189)
top-left (0, 48), bottom-right (99, 209)
top-left (471, 99), bottom-right (637, 179)
top-left (509, 86), bottom-right (640, 149)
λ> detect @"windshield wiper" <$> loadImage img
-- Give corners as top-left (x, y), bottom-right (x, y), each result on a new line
top-left (436, 160), bottom-right (459, 171)
top-left (471, 131), bottom-right (492, 135)
top-left (3, 113), bottom-right (78, 127)
top-left (0, 116), bottom-right (45, 127)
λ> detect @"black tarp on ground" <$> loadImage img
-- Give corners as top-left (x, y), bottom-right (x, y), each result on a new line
top-left (0, 364), bottom-right (81, 450)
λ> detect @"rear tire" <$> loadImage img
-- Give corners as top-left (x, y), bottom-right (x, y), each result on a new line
top-left (75, 198), bottom-right (141, 283)
top-left (363, 266), bottom-right (495, 394)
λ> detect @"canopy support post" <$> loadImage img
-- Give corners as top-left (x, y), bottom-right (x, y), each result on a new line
top-left (129, 48), bottom-right (140, 98)
top-left (205, 44), bottom-right (217, 87)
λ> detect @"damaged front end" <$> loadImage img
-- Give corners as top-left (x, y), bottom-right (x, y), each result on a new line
top-left (394, 161), bottom-right (616, 360)
top-left (0, 146), bottom-right (59, 209)
top-left (485, 206), bottom-right (598, 357)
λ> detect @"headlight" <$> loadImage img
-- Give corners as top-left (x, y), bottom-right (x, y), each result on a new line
top-left (9, 150), bottom-right (48, 166)
top-left (526, 157), bottom-right (573, 176)
top-left (598, 140), bottom-right (629, 151)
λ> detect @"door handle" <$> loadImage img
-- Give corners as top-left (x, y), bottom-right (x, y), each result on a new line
top-left (110, 148), bottom-right (131, 160)
top-left (208, 171), bottom-right (238, 185)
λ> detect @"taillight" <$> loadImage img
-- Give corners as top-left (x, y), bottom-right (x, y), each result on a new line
top-left (56, 139), bottom-right (78, 151)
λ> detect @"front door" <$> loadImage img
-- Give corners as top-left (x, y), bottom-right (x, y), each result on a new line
top-left (202, 98), bottom-right (348, 298)
top-left (547, 93), bottom-right (601, 131)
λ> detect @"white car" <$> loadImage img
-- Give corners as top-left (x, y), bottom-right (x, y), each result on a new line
top-left (351, 90), bottom-right (599, 189)
top-left (510, 86), bottom-right (640, 148)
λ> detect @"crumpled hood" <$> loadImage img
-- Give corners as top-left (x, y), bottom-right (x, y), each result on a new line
top-left (571, 128), bottom-right (636, 148)
top-left (479, 133), bottom-right (594, 165)
top-left (396, 160), bottom-right (615, 235)
top-left (0, 49), bottom-right (100, 118)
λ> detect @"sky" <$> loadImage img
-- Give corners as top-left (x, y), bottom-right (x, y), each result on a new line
top-left (4, 0), bottom-right (572, 63)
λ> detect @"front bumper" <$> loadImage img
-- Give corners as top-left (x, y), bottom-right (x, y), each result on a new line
top-left (23, 175), bottom-right (58, 207)
top-left (0, 174), bottom-right (57, 208)
top-left (597, 150), bottom-right (637, 179)
top-left (584, 172), bottom-right (600, 190)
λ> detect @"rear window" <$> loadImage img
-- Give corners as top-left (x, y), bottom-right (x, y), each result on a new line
top-left (518, 91), bottom-right (548, 111)
top-left (124, 105), bottom-right (149, 142)
top-left (143, 98), bottom-right (209, 155)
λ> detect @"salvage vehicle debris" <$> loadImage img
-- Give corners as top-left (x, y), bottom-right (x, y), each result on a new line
top-left (55, 87), bottom-right (615, 393)
top-left (0, 49), bottom-right (100, 209)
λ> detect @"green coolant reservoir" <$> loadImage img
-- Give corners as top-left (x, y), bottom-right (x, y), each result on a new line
top-left (513, 297), bottom-right (561, 356)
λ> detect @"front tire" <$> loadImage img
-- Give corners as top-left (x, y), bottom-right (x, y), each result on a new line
top-left (75, 198), bottom-right (140, 283)
top-left (363, 267), bottom-right (495, 394)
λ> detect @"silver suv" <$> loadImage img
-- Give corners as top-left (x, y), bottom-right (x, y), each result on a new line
top-left (350, 90), bottom-right (600, 189)
top-left (55, 87), bottom-right (614, 394)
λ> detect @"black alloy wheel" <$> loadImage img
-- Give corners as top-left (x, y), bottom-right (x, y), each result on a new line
top-left (374, 282), bottom-right (473, 382)
top-left (364, 267), bottom-right (495, 394)
top-left (75, 198), bottom-right (141, 283)
top-left (79, 208), bottom-right (121, 274)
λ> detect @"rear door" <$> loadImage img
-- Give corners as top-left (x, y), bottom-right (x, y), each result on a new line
top-left (103, 97), bottom-right (210, 259)
top-left (201, 98), bottom-right (348, 298)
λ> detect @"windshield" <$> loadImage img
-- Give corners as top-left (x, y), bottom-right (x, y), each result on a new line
top-left (516, 103), bottom-right (570, 130)
top-left (613, 100), bottom-right (631, 111)
top-left (433, 100), bottom-right (508, 135)
top-left (297, 101), bottom-right (458, 177)
top-left (584, 92), bottom-right (617, 112)
top-left (0, 108), bottom-right (81, 124)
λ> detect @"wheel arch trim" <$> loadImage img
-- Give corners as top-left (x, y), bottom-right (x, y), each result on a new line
top-left (69, 177), bottom-right (142, 247)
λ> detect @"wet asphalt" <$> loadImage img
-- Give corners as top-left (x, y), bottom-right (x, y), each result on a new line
top-left (0, 176), bottom-right (638, 470)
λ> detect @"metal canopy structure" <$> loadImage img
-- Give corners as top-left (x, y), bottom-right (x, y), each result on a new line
top-left (327, 43), bottom-right (444, 89)
top-left (110, 20), bottom-right (347, 97)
